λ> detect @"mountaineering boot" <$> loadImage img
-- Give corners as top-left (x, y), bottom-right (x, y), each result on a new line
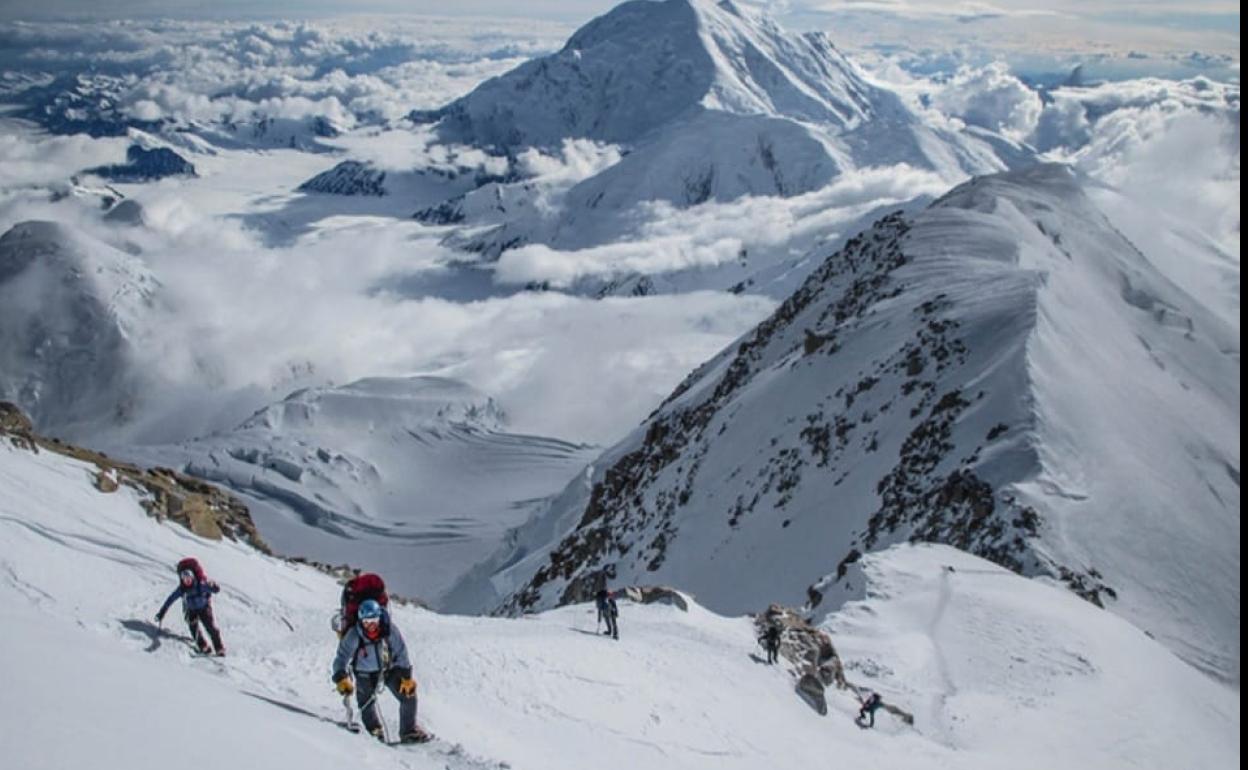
top-left (400, 727), bottom-right (432, 744)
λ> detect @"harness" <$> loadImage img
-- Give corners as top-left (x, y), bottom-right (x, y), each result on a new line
top-left (351, 614), bottom-right (393, 673)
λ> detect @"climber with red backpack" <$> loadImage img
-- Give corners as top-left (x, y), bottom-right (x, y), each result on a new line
top-left (334, 572), bottom-right (389, 638)
top-left (331, 599), bottom-right (430, 744)
top-left (155, 557), bottom-right (225, 656)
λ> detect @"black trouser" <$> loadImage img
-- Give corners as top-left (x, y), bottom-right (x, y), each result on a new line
top-left (859, 705), bottom-right (877, 727)
top-left (766, 643), bottom-right (779, 664)
top-left (604, 613), bottom-right (618, 639)
top-left (185, 605), bottom-right (223, 653)
top-left (355, 669), bottom-right (417, 736)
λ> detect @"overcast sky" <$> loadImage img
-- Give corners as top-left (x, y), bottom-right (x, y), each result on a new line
top-left (0, 0), bottom-right (1238, 57)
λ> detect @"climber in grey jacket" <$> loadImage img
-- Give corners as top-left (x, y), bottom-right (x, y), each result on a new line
top-left (331, 599), bottom-right (429, 743)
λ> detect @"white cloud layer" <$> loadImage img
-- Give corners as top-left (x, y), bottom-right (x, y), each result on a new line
top-left (0, 118), bottom-right (774, 447)
top-left (928, 62), bottom-right (1043, 141)
top-left (1036, 76), bottom-right (1240, 256)
top-left (859, 59), bottom-right (1238, 261)
top-left (0, 17), bottom-right (570, 127)
top-left (494, 164), bottom-right (950, 287)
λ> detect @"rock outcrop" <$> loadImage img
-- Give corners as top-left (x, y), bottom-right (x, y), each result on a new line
top-left (0, 401), bottom-right (269, 552)
top-left (754, 603), bottom-right (913, 725)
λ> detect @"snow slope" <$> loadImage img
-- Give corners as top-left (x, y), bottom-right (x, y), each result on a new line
top-left (0, 436), bottom-right (1237, 770)
top-left (470, 164), bottom-right (1240, 684)
top-left (112, 376), bottom-right (597, 608)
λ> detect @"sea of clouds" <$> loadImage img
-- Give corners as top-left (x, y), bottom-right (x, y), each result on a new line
top-left (0, 15), bottom-right (1238, 447)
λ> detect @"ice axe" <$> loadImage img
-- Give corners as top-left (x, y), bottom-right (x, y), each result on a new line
top-left (342, 692), bottom-right (359, 733)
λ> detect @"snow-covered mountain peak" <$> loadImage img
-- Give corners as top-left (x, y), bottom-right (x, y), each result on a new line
top-left (406, 0), bottom-right (1024, 267)
top-left (240, 375), bottom-right (507, 434)
top-left (421, 0), bottom-right (881, 152)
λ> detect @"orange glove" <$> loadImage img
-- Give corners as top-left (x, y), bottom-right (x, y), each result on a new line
top-left (336, 678), bottom-right (354, 696)
top-left (398, 677), bottom-right (417, 697)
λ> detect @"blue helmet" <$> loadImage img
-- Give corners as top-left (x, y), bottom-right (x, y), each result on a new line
top-left (358, 599), bottom-right (383, 621)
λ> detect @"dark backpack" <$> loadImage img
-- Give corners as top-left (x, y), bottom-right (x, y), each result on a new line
top-left (176, 557), bottom-right (206, 581)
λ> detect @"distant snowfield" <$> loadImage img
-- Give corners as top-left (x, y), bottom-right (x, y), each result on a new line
top-left (0, 440), bottom-right (1237, 770)
top-left (115, 376), bottom-right (601, 607)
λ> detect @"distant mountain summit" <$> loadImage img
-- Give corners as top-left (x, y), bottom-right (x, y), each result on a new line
top-left (406, 0), bottom-right (1025, 267)
top-left (416, 0), bottom-right (1012, 197)
top-left (461, 165), bottom-right (1239, 684)
top-left (0, 221), bottom-right (158, 437)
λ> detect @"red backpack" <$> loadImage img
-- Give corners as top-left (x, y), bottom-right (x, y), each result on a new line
top-left (176, 557), bottom-right (206, 581)
top-left (341, 573), bottom-right (388, 627)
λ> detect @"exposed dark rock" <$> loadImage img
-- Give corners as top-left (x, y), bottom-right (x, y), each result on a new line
top-left (298, 161), bottom-right (386, 197)
top-left (103, 199), bottom-right (145, 226)
top-left (88, 145), bottom-right (197, 182)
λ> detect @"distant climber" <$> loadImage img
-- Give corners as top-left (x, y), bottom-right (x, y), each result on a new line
top-left (334, 572), bottom-right (388, 637)
top-left (857, 690), bottom-right (883, 728)
top-left (331, 599), bottom-right (430, 744)
top-left (760, 623), bottom-right (783, 664)
top-left (155, 557), bottom-right (225, 656)
top-left (596, 588), bottom-right (619, 640)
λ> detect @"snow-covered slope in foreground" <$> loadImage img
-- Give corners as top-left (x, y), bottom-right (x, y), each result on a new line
top-left (0, 439), bottom-right (1238, 768)
top-left (0, 438), bottom-right (1238, 770)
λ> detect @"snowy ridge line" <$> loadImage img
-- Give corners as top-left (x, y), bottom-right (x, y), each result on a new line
top-left (475, 164), bottom-right (1238, 686)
